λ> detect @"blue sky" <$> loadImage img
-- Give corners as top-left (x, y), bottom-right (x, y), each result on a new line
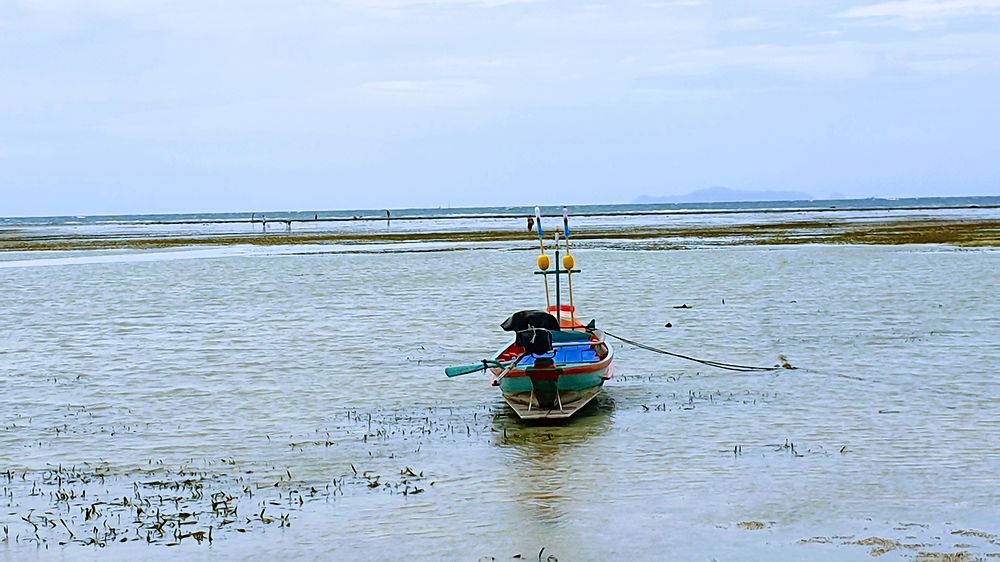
top-left (1, 0), bottom-right (998, 215)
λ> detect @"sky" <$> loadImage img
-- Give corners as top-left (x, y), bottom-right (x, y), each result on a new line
top-left (1, 0), bottom-right (999, 216)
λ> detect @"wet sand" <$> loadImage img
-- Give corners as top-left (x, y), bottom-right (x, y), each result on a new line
top-left (1, 217), bottom-right (998, 252)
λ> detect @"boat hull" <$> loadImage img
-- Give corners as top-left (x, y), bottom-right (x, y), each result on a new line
top-left (490, 329), bottom-right (614, 420)
top-left (502, 385), bottom-right (605, 420)
top-left (499, 366), bottom-right (612, 420)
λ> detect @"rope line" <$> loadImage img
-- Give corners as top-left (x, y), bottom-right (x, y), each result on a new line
top-left (603, 331), bottom-right (780, 372)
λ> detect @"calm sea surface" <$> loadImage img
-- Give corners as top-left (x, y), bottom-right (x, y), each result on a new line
top-left (4, 195), bottom-right (999, 227)
top-left (2, 196), bottom-right (998, 245)
top-left (1, 238), bottom-right (998, 559)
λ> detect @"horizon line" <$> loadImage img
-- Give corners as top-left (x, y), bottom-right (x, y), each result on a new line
top-left (3, 194), bottom-right (998, 221)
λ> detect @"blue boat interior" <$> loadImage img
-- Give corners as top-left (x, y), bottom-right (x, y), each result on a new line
top-left (519, 342), bottom-right (600, 366)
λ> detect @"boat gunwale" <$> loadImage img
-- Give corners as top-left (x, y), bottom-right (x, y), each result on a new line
top-left (488, 329), bottom-right (615, 382)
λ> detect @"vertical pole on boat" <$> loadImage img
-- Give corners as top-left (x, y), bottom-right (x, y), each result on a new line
top-left (535, 206), bottom-right (551, 309)
top-left (554, 227), bottom-right (561, 330)
top-left (562, 206), bottom-right (577, 328)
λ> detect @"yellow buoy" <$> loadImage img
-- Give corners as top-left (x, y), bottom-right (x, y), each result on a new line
top-left (563, 254), bottom-right (575, 270)
top-left (537, 254), bottom-right (550, 271)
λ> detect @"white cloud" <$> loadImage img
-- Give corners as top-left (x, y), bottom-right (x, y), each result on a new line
top-left (358, 80), bottom-right (490, 106)
top-left (639, 42), bottom-right (880, 81)
top-left (724, 16), bottom-right (773, 30)
top-left (11, 0), bottom-right (170, 13)
top-left (904, 57), bottom-right (978, 75)
top-left (837, 0), bottom-right (1000, 27)
top-left (3, 0), bottom-right (999, 150)
top-left (885, 32), bottom-right (1000, 76)
top-left (367, 0), bottom-right (543, 7)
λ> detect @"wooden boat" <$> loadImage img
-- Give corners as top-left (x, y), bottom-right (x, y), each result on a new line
top-left (445, 206), bottom-right (615, 420)
top-left (489, 305), bottom-right (614, 419)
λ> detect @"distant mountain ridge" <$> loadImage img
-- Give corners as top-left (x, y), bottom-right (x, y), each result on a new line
top-left (636, 186), bottom-right (815, 204)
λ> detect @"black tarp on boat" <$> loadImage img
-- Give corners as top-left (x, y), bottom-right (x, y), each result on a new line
top-left (500, 310), bottom-right (560, 332)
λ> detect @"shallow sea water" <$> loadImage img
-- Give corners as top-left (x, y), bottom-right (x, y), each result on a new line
top-left (0, 242), bottom-right (998, 560)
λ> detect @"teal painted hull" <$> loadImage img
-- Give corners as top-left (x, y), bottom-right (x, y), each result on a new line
top-left (498, 369), bottom-right (606, 395)
top-left (489, 327), bottom-right (615, 419)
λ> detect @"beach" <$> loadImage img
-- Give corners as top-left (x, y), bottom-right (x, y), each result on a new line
top-left (1, 202), bottom-right (998, 560)
top-left (2, 200), bottom-right (999, 253)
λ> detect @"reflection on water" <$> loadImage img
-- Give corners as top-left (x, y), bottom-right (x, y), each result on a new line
top-left (0, 244), bottom-right (997, 559)
top-left (493, 395), bottom-right (616, 526)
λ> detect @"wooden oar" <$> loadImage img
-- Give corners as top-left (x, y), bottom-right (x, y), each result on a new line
top-left (445, 351), bottom-right (530, 379)
top-left (444, 360), bottom-right (505, 377)
top-left (494, 352), bottom-right (529, 382)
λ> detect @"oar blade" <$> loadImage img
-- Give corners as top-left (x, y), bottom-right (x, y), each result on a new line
top-left (445, 360), bottom-right (503, 377)
top-left (445, 364), bottom-right (485, 377)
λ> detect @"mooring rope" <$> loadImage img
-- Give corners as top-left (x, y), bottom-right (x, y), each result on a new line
top-left (603, 331), bottom-right (781, 372)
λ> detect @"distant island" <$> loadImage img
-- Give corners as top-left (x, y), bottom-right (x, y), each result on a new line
top-left (635, 186), bottom-right (815, 204)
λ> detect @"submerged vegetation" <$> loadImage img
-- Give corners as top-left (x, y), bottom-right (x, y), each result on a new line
top-left (1, 218), bottom-right (998, 252)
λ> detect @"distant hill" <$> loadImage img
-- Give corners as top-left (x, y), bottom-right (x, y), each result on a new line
top-left (635, 186), bottom-right (814, 204)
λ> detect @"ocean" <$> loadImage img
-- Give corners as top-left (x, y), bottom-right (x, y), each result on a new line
top-left (0, 196), bottom-right (997, 559)
top-left (3, 195), bottom-right (998, 227)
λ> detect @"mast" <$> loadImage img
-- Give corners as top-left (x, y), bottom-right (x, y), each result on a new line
top-left (533, 206), bottom-right (580, 330)
top-left (534, 206), bottom-right (551, 309)
top-left (562, 206), bottom-right (576, 327)
top-left (554, 228), bottom-right (561, 330)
